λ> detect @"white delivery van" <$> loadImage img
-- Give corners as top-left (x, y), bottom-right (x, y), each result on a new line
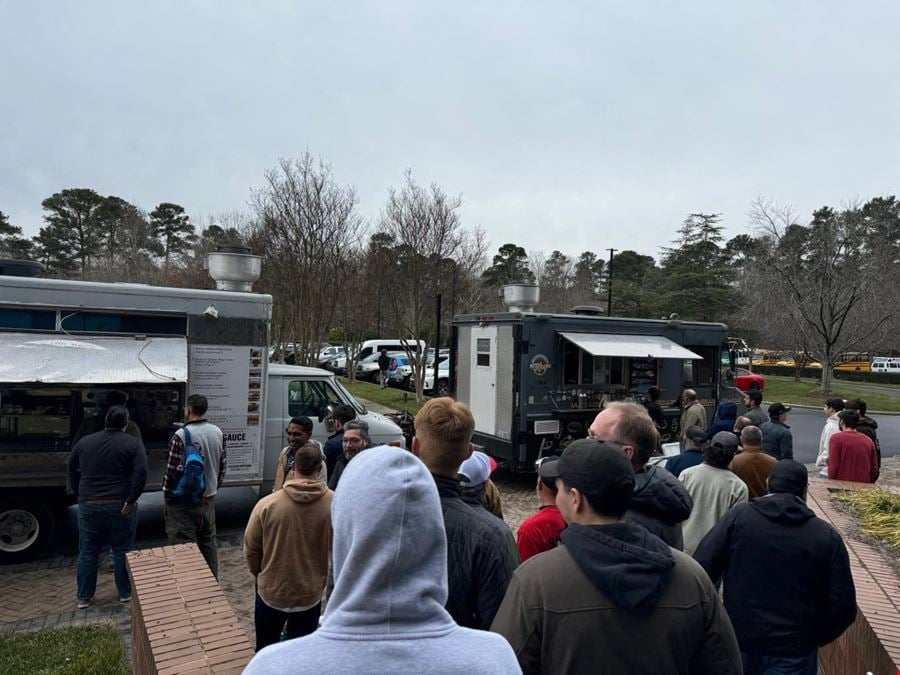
top-left (328, 338), bottom-right (426, 374)
top-left (0, 252), bottom-right (404, 562)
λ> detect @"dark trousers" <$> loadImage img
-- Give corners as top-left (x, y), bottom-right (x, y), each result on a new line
top-left (164, 496), bottom-right (218, 578)
top-left (741, 649), bottom-right (818, 675)
top-left (76, 501), bottom-right (138, 601)
top-left (254, 593), bottom-right (320, 651)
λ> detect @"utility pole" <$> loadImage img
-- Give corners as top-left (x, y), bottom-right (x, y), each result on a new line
top-left (606, 248), bottom-right (617, 317)
top-left (433, 293), bottom-right (443, 388)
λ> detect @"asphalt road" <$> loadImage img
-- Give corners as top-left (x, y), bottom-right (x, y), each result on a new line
top-left (41, 406), bottom-right (898, 558)
top-left (760, 405), bottom-right (899, 465)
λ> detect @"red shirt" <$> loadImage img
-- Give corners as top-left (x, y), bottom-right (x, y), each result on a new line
top-left (828, 430), bottom-right (878, 483)
top-left (516, 505), bottom-right (567, 562)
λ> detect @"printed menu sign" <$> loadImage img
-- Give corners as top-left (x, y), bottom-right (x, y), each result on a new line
top-left (189, 345), bottom-right (265, 481)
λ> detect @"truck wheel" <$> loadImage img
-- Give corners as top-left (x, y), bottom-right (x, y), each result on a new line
top-left (0, 498), bottom-right (55, 564)
top-left (435, 379), bottom-right (450, 397)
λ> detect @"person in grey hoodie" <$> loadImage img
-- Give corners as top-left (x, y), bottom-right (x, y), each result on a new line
top-left (244, 446), bottom-right (521, 675)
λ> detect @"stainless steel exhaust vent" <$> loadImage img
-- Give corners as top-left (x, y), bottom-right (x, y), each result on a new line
top-left (500, 284), bottom-right (540, 312)
top-left (205, 246), bottom-right (262, 292)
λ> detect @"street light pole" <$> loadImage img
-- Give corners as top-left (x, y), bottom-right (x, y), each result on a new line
top-left (606, 248), bottom-right (617, 317)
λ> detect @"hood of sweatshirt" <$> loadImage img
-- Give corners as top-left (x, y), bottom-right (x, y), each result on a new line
top-left (561, 522), bottom-right (675, 611)
top-left (716, 401), bottom-right (738, 421)
top-left (859, 415), bottom-right (878, 430)
top-left (320, 445), bottom-right (456, 639)
top-left (282, 478), bottom-right (329, 504)
top-left (630, 465), bottom-right (693, 525)
top-left (751, 492), bottom-right (815, 525)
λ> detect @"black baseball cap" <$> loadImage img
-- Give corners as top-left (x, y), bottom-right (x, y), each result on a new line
top-left (538, 438), bottom-right (635, 496)
top-left (767, 459), bottom-right (808, 497)
top-left (684, 426), bottom-right (708, 444)
top-left (768, 402), bottom-right (791, 417)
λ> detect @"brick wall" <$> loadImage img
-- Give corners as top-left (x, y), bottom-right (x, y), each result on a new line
top-left (127, 544), bottom-right (254, 674)
top-left (807, 480), bottom-right (900, 675)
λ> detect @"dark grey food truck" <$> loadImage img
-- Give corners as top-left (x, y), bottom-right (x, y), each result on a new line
top-left (451, 284), bottom-right (743, 472)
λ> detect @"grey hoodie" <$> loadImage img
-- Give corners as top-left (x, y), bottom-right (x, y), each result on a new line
top-left (244, 446), bottom-right (521, 675)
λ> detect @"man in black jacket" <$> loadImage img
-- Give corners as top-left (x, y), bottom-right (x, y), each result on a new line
top-left (323, 404), bottom-right (356, 477)
top-left (694, 460), bottom-right (856, 675)
top-left (589, 403), bottom-right (693, 549)
top-left (68, 405), bottom-right (147, 608)
top-left (413, 398), bottom-right (519, 629)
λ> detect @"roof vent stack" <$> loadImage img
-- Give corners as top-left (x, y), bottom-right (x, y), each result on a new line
top-left (205, 246), bottom-right (262, 292)
top-left (500, 283), bottom-right (540, 312)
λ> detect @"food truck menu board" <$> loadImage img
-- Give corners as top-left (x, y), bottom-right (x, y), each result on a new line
top-left (630, 358), bottom-right (658, 388)
top-left (189, 345), bottom-right (266, 481)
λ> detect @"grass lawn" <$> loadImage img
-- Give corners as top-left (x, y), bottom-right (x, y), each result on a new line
top-left (763, 376), bottom-right (900, 413)
top-left (340, 377), bottom-right (427, 414)
top-left (0, 624), bottom-right (128, 675)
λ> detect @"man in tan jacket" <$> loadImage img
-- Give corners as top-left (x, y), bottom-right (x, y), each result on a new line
top-left (244, 444), bottom-right (333, 651)
top-left (732, 425), bottom-right (777, 499)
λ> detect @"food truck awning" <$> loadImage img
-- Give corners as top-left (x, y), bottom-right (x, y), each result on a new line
top-left (559, 332), bottom-right (703, 360)
top-left (0, 333), bottom-right (188, 384)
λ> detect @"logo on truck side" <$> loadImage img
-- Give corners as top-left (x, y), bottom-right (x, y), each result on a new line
top-left (530, 354), bottom-right (552, 376)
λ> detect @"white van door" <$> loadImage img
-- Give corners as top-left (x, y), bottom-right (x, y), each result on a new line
top-left (469, 326), bottom-right (498, 435)
top-left (263, 377), bottom-right (287, 485)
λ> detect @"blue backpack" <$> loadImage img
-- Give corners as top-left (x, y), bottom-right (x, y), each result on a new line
top-left (172, 427), bottom-right (206, 504)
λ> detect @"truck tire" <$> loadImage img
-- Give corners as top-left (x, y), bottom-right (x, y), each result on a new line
top-left (0, 497), bottom-right (55, 564)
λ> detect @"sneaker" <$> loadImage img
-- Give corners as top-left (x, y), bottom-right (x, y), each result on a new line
top-left (77, 599), bottom-right (92, 609)
top-left (119, 596), bottom-right (132, 603)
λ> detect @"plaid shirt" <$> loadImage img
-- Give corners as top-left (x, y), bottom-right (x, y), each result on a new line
top-left (162, 420), bottom-right (227, 498)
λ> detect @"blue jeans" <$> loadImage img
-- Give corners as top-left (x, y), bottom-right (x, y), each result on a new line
top-left (254, 593), bottom-right (320, 651)
top-left (741, 649), bottom-right (818, 675)
top-left (76, 501), bottom-right (139, 601)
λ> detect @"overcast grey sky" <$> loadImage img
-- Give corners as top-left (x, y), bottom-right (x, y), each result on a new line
top-left (2, 2), bottom-right (898, 261)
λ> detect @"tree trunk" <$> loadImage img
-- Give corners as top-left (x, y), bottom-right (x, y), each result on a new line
top-left (819, 365), bottom-right (833, 393)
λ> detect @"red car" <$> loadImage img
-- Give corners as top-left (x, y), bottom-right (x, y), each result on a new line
top-left (734, 368), bottom-right (764, 392)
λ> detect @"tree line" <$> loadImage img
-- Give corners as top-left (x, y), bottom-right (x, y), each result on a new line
top-left (2, 154), bottom-right (898, 394)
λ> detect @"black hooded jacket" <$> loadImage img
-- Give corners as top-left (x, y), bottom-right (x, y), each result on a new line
top-left (694, 493), bottom-right (857, 656)
top-left (626, 464), bottom-right (693, 550)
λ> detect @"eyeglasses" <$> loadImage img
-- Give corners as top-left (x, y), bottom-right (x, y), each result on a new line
top-left (585, 430), bottom-right (628, 449)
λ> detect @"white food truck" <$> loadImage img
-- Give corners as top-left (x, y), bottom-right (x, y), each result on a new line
top-left (0, 252), bottom-right (404, 562)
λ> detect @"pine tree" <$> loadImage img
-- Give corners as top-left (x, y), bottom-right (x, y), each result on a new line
top-left (657, 213), bottom-right (737, 321)
top-left (40, 188), bottom-right (106, 277)
top-left (150, 202), bottom-right (196, 271)
top-left (481, 243), bottom-right (534, 286)
top-left (0, 211), bottom-right (34, 259)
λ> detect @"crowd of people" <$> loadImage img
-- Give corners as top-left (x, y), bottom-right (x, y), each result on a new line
top-left (64, 386), bottom-right (884, 674)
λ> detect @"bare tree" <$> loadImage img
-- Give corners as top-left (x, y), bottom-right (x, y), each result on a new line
top-left (378, 170), bottom-right (472, 402)
top-left (749, 196), bottom-right (897, 392)
top-left (252, 155), bottom-right (365, 365)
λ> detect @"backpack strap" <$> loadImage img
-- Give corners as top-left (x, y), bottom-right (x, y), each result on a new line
top-left (183, 426), bottom-right (192, 447)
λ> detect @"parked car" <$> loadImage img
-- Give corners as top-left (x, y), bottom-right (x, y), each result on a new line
top-left (388, 354), bottom-right (413, 388)
top-left (421, 359), bottom-right (451, 396)
top-left (318, 345), bottom-right (345, 367)
top-left (356, 351), bottom-right (405, 382)
top-left (329, 339), bottom-right (427, 375)
top-left (734, 368), bottom-right (765, 392)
